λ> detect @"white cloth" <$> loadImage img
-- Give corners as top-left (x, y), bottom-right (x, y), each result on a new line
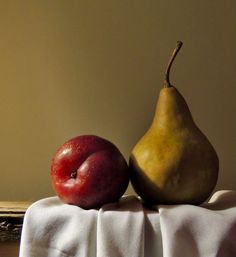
top-left (19, 195), bottom-right (162, 257)
top-left (159, 190), bottom-right (236, 257)
top-left (19, 190), bottom-right (236, 257)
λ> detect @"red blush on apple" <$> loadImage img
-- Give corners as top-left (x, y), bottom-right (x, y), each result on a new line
top-left (51, 135), bottom-right (130, 209)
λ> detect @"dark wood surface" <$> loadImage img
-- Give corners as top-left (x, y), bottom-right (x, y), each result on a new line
top-left (0, 242), bottom-right (20, 257)
top-left (0, 201), bottom-right (31, 257)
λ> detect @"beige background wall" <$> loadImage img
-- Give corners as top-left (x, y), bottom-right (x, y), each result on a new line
top-left (0, 1), bottom-right (235, 201)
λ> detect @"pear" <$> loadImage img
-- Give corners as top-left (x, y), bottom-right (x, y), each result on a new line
top-left (129, 41), bottom-right (219, 205)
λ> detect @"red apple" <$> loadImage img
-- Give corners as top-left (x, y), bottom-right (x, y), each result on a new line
top-left (51, 135), bottom-right (129, 209)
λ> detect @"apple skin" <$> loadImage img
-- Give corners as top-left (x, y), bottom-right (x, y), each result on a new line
top-left (51, 135), bottom-right (130, 209)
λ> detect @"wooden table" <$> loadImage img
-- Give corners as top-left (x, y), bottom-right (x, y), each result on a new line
top-left (0, 201), bottom-right (31, 257)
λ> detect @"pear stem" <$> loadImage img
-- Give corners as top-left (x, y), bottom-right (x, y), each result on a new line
top-left (164, 41), bottom-right (183, 88)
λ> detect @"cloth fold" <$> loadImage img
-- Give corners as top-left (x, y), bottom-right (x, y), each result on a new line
top-left (159, 190), bottom-right (236, 257)
top-left (19, 190), bottom-right (236, 257)
top-left (19, 195), bottom-right (162, 257)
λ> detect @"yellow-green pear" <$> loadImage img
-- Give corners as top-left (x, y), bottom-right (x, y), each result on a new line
top-left (129, 41), bottom-right (219, 205)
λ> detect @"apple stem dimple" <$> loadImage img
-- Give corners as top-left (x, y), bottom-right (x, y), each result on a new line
top-left (164, 41), bottom-right (183, 88)
top-left (71, 170), bottom-right (77, 179)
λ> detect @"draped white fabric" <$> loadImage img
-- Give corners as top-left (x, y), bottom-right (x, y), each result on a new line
top-left (19, 195), bottom-right (162, 257)
top-left (19, 190), bottom-right (236, 257)
top-left (159, 190), bottom-right (236, 257)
